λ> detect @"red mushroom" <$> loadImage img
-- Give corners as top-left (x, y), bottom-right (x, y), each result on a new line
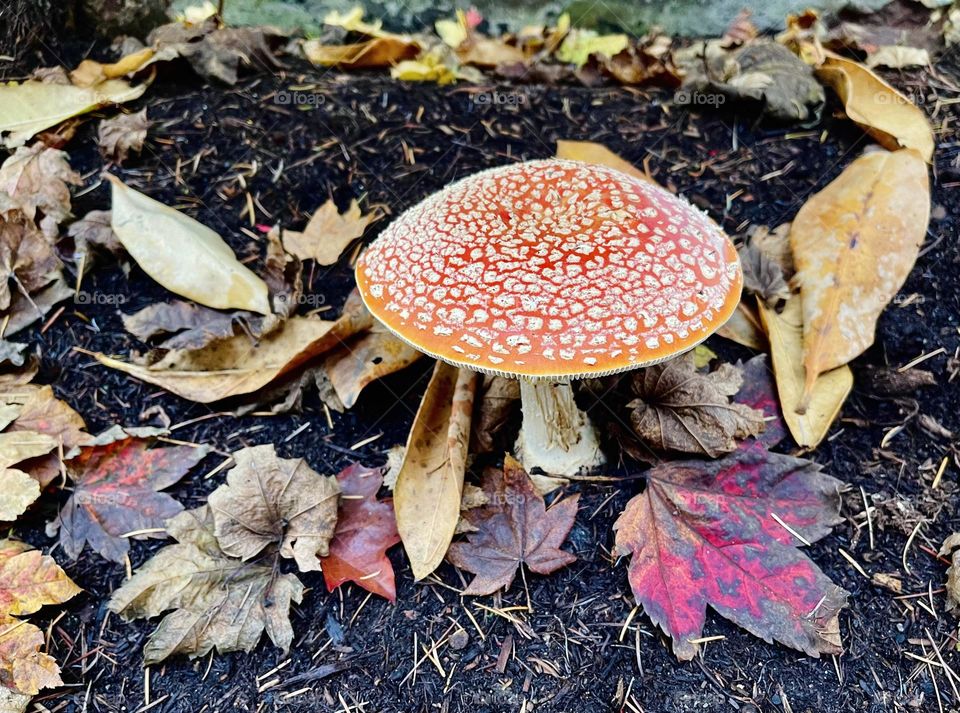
top-left (356, 159), bottom-right (742, 475)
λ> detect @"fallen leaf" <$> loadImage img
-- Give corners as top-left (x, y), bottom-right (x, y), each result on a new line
top-left (757, 297), bottom-right (853, 448)
top-left (66, 210), bottom-right (122, 269)
top-left (303, 38), bottom-right (419, 68)
top-left (458, 36), bottom-right (526, 68)
top-left (322, 463), bottom-right (400, 601)
top-left (47, 436), bottom-right (209, 562)
top-left (614, 439), bottom-right (847, 659)
top-left (865, 46), bottom-right (930, 69)
top-left (556, 30), bottom-right (629, 67)
top-left (0, 431), bottom-right (57, 521)
top-left (789, 149), bottom-right (929, 398)
top-left (322, 326), bottom-right (423, 409)
top-left (0, 205), bottom-right (63, 312)
top-left (395, 361), bottom-right (478, 580)
top-left (555, 140), bottom-right (652, 183)
top-left (95, 313), bottom-right (362, 403)
top-left (282, 199), bottom-right (381, 266)
top-left (676, 40), bottom-right (824, 122)
top-left (108, 174), bottom-right (271, 314)
top-left (98, 109), bottom-right (149, 164)
top-left (471, 374), bottom-right (520, 453)
top-left (0, 540), bottom-right (80, 695)
top-left (70, 48), bottom-right (156, 87)
top-left (391, 52), bottom-right (460, 85)
top-left (108, 506), bottom-right (303, 664)
top-left (207, 444), bottom-right (340, 572)
top-left (146, 21), bottom-right (284, 85)
top-left (0, 280), bottom-right (73, 339)
top-left (0, 144), bottom-right (81, 227)
top-left (738, 240), bottom-right (790, 305)
top-left (941, 534), bottom-right (960, 613)
top-left (627, 352), bottom-right (766, 457)
top-left (716, 301), bottom-right (766, 350)
top-left (447, 455), bottom-right (579, 595)
top-left (733, 354), bottom-right (788, 448)
top-left (121, 300), bottom-right (266, 351)
top-left (0, 79), bottom-right (147, 149)
top-left (815, 53), bottom-right (934, 161)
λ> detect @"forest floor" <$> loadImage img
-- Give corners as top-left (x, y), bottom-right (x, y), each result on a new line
top-left (8, 47), bottom-right (960, 713)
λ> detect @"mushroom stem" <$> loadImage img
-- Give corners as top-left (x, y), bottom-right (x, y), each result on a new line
top-left (515, 380), bottom-right (605, 477)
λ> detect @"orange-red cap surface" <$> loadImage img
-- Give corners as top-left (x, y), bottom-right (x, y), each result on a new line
top-left (356, 159), bottom-right (742, 380)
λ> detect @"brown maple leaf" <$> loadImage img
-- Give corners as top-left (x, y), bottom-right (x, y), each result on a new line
top-left (48, 436), bottom-right (209, 562)
top-left (207, 444), bottom-right (340, 572)
top-left (322, 463), bottom-right (400, 602)
top-left (628, 351), bottom-right (766, 458)
top-left (282, 199), bottom-right (382, 266)
top-left (446, 456), bottom-right (579, 596)
top-left (738, 240), bottom-right (790, 305)
top-left (0, 540), bottom-right (80, 695)
top-left (98, 109), bottom-right (149, 164)
top-left (108, 506), bottom-right (303, 665)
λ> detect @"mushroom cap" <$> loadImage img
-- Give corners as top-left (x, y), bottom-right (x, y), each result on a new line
top-left (356, 159), bottom-right (742, 380)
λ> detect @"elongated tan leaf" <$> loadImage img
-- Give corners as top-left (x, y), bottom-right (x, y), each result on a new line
top-left (95, 316), bottom-right (341, 403)
top-left (0, 80), bottom-right (147, 149)
top-left (716, 302), bottom-right (766, 350)
top-left (815, 54), bottom-right (934, 162)
top-left (556, 140), bottom-right (652, 183)
top-left (107, 174), bottom-right (270, 314)
top-left (758, 297), bottom-right (852, 448)
top-left (394, 362), bottom-right (477, 580)
top-left (790, 149), bottom-right (929, 398)
top-left (323, 326), bottom-right (423, 409)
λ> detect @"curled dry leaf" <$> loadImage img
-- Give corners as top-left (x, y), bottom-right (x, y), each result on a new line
top-left (940, 534), bottom-right (960, 614)
top-left (47, 436), bottom-right (209, 562)
top-left (208, 444), bottom-right (340, 572)
top-left (108, 506), bottom-right (303, 665)
top-left (394, 361), bottom-right (478, 580)
top-left (758, 297), bottom-right (852, 449)
top-left (815, 53), bottom-right (934, 162)
top-left (322, 464), bottom-right (400, 602)
top-left (614, 439), bottom-right (847, 660)
top-left (0, 80), bottom-right (147, 149)
top-left (0, 200), bottom-right (63, 312)
top-left (716, 300), bottom-right (766, 350)
top-left (0, 540), bottom-right (80, 696)
top-left (98, 109), bottom-right (149, 164)
top-left (738, 240), bottom-right (790, 305)
top-left (0, 431), bottom-right (57, 522)
top-left (0, 145), bottom-right (81, 227)
top-left (790, 149), bottom-right (929, 400)
top-left (555, 140), bottom-right (652, 183)
top-left (471, 374), bottom-right (520, 453)
top-left (67, 210), bottom-right (122, 268)
top-left (121, 300), bottom-right (269, 351)
top-left (304, 38), bottom-right (419, 68)
top-left (628, 351), bottom-right (766, 458)
top-left (95, 308), bottom-right (367, 403)
top-left (107, 174), bottom-right (271, 314)
top-left (282, 199), bottom-right (381, 266)
top-left (447, 456), bottom-right (579, 596)
top-left (322, 326), bottom-right (423, 410)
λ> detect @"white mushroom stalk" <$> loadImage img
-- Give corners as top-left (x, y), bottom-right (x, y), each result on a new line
top-left (516, 380), bottom-right (604, 476)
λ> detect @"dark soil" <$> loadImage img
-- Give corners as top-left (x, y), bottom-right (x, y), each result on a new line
top-left (7, 47), bottom-right (960, 713)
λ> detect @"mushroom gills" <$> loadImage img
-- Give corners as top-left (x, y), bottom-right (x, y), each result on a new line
top-left (516, 380), bottom-right (605, 477)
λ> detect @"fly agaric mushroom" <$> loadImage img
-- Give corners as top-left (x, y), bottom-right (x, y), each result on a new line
top-left (356, 159), bottom-right (742, 476)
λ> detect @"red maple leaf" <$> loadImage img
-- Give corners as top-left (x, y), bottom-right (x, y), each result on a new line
top-left (321, 464), bottom-right (400, 602)
top-left (447, 456), bottom-right (579, 596)
top-left (49, 437), bottom-right (209, 562)
top-left (614, 438), bottom-right (847, 659)
top-left (734, 354), bottom-right (787, 448)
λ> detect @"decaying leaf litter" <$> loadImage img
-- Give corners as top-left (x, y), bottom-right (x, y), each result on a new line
top-left (1, 3), bottom-right (959, 712)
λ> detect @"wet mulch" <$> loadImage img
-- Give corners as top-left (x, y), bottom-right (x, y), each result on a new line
top-left (9, 53), bottom-right (960, 713)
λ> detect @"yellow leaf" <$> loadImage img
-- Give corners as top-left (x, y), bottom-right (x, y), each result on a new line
top-left (815, 53), bottom-right (934, 162)
top-left (107, 174), bottom-right (271, 314)
top-left (758, 297), bottom-right (852, 448)
top-left (457, 37), bottom-right (526, 68)
top-left (0, 79), bottom-right (147, 149)
top-left (0, 470), bottom-right (40, 523)
top-left (69, 48), bottom-right (156, 87)
top-left (394, 362), bottom-right (478, 580)
top-left (556, 30), bottom-right (628, 67)
top-left (716, 301), bottom-right (766, 350)
top-left (556, 139), bottom-right (653, 183)
top-left (281, 199), bottom-right (381, 266)
top-left (436, 15), bottom-right (468, 48)
top-left (391, 54), bottom-right (459, 85)
top-left (303, 37), bottom-right (419, 68)
top-left (693, 344), bottom-right (717, 368)
top-left (789, 149), bottom-right (929, 398)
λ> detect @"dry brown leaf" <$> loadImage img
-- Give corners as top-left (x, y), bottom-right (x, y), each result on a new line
top-left (555, 140), bottom-right (652, 183)
top-left (303, 37), bottom-right (419, 68)
top-left (0, 144), bottom-right (81, 229)
top-left (738, 241), bottom-right (790, 305)
top-left (281, 199), bottom-right (381, 266)
top-left (815, 53), bottom-right (934, 162)
top-left (472, 374), bottom-right (520, 453)
top-left (98, 109), bottom-right (149, 164)
top-left (941, 533), bottom-right (960, 613)
top-left (322, 326), bottom-right (423, 409)
top-left (108, 505), bottom-right (304, 665)
top-left (95, 300), bottom-right (371, 402)
top-left (789, 149), bottom-right (929, 399)
top-left (208, 444), bottom-right (340, 572)
top-left (0, 204), bottom-right (63, 312)
top-left (628, 352), bottom-right (766, 457)
top-left (66, 210), bottom-right (122, 269)
top-left (394, 361), bottom-right (478, 580)
top-left (758, 297), bottom-right (853, 449)
top-left (121, 300), bottom-right (270, 351)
